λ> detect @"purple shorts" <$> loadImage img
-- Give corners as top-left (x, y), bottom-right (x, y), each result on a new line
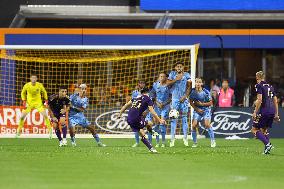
top-left (127, 117), bottom-right (147, 132)
top-left (253, 114), bottom-right (274, 129)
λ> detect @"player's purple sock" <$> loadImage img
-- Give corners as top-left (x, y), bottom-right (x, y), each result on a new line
top-left (256, 131), bottom-right (269, 145)
top-left (62, 126), bottom-right (67, 139)
top-left (265, 133), bottom-right (270, 142)
top-left (141, 136), bottom-right (153, 150)
top-left (55, 128), bottom-right (62, 141)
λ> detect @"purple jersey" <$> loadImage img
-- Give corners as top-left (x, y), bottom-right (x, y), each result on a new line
top-left (255, 81), bottom-right (275, 115)
top-left (127, 94), bottom-right (154, 124)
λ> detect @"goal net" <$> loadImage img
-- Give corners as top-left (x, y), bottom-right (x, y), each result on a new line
top-left (0, 45), bottom-right (199, 137)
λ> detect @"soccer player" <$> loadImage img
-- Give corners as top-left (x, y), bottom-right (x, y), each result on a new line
top-left (252, 71), bottom-right (279, 154)
top-left (16, 74), bottom-right (52, 138)
top-left (69, 84), bottom-right (106, 147)
top-left (167, 63), bottom-right (192, 147)
top-left (147, 72), bottom-right (171, 147)
top-left (189, 78), bottom-right (216, 148)
top-left (47, 87), bottom-right (70, 147)
top-left (118, 87), bottom-right (166, 153)
top-left (131, 80), bottom-right (146, 147)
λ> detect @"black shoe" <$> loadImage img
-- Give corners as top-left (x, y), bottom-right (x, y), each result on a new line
top-left (263, 143), bottom-right (273, 155)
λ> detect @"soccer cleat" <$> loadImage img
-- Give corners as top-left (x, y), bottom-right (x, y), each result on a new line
top-left (170, 140), bottom-right (175, 147)
top-left (48, 128), bottom-right (53, 139)
top-left (155, 144), bottom-right (160, 148)
top-left (98, 142), bottom-right (106, 147)
top-left (59, 141), bottom-right (64, 147)
top-left (161, 144), bottom-right (165, 148)
top-left (149, 148), bottom-right (158, 153)
top-left (183, 138), bottom-right (189, 147)
top-left (211, 140), bottom-right (216, 148)
top-left (132, 143), bottom-right (139, 148)
top-left (71, 141), bottom-right (77, 147)
top-left (192, 143), bottom-right (198, 148)
top-left (15, 132), bottom-right (20, 138)
top-left (62, 139), bottom-right (67, 146)
top-left (263, 143), bottom-right (273, 154)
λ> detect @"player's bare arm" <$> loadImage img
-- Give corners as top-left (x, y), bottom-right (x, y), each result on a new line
top-left (180, 80), bottom-right (192, 102)
top-left (253, 94), bottom-right (262, 119)
top-left (166, 74), bottom-right (183, 86)
top-left (148, 106), bottom-right (166, 125)
top-left (195, 100), bottom-right (213, 107)
top-left (189, 99), bottom-right (204, 114)
top-left (119, 100), bottom-right (132, 117)
top-left (273, 96), bottom-right (280, 121)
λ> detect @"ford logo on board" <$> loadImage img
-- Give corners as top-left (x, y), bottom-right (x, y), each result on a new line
top-left (200, 111), bottom-right (252, 135)
top-left (95, 110), bottom-right (133, 134)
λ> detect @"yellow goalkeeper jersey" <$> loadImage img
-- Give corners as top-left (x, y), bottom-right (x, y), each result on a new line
top-left (21, 82), bottom-right (48, 105)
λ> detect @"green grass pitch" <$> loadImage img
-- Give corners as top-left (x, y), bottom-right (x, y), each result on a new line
top-left (0, 138), bottom-right (284, 189)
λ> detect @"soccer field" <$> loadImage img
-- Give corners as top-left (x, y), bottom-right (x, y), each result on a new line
top-left (0, 138), bottom-right (283, 189)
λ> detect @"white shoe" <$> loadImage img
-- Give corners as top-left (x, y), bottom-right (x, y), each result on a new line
top-left (98, 142), bottom-right (106, 147)
top-left (170, 140), bottom-right (175, 147)
top-left (71, 141), bottom-right (76, 147)
top-left (161, 144), bottom-right (165, 148)
top-left (192, 143), bottom-right (198, 148)
top-left (59, 141), bottom-right (64, 147)
top-left (62, 139), bottom-right (67, 146)
top-left (155, 144), bottom-right (160, 148)
top-left (211, 140), bottom-right (216, 148)
top-left (132, 143), bottom-right (139, 147)
top-left (183, 138), bottom-right (189, 147)
top-left (149, 148), bottom-right (158, 153)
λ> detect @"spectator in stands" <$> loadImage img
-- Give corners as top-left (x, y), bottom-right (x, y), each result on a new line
top-left (210, 79), bottom-right (220, 109)
top-left (218, 79), bottom-right (235, 107)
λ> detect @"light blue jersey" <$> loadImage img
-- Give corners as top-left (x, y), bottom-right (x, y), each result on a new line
top-left (68, 93), bottom-right (90, 128)
top-left (168, 71), bottom-right (191, 100)
top-left (152, 81), bottom-right (171, 119)
top-left (190, 88), bottom-right (212, 121)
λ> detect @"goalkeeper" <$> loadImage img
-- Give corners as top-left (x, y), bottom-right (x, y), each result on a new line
top-left (16, 74), bottom-right (52, 139)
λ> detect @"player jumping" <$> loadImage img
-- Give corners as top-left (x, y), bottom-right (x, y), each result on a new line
top-left (148, 72), bottom-right (171, 147)
top-left (189, 78), bottom-right (216, 148)
top-left (16, 74), bottom-right (52, 138)
top-left (119, 87), bottom-right (166, 153)
top-left (167, 63), bottom-right (192, 147)
top-left (69, 84), bottom-right (106, 147)
top-left (47, 87), bottom-right (70, 147)
top-left (252, 71), bottom-right (279, 155)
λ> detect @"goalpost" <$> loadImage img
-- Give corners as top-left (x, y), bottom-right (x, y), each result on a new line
top-left (0, 44), bottom-right (199, 138)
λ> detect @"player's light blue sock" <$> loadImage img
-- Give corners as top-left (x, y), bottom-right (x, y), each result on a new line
top-left (207, 127), bottom-right (215, 141)
top-left (160, 125), bottom-right (166, 144)
top-left (192, 130), bottom-right (197, 143)
top-left (93, 134), bottom-right (100, 143)
top-left (148, 132), bottom-right (153, 144)
top-left (182, 116), bottom-right (188, 139)
top-left (71, 136), bottom-right (75, 142)
top-left (134, 132), bottom-right (140, 144)
top-left (170, 119), bottom-right (177, 141)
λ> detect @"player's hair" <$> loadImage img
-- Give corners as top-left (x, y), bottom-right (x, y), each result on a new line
top-left (30, 73), bottom-right (37, 77)
top-left (140, 87), bottom-right (150, 94)
top-left (256, 71), bottom-right (265, 79)
top-left (159, 71), bottom-right (168, 77)
top-left (174, 62), bottom-right (184, 67)
top-left (59, 86), bottom-right (67, 90)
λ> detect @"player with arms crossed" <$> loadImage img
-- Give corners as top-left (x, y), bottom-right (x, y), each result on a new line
top-left (148, 72), bottom-right (171, 147)
top-left (167, 63), bottom-right (192, 147)
top-left (69, 84), bottom-right (106, 147)
top-left (47, 86), bottom-right (70, 147)
top-left (252, 71), bottom-right (279, 155)
top-left (189, 78), bottom-right (216, 148)
top-left (16, 74), bottom-right (52, 138)
top-left (119, 87), bottom-right (166, 153)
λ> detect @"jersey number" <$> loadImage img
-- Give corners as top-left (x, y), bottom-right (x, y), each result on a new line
top-left (131, 99), bottom-right (142, 109)
top-left (267, 87), bottom-right (273, 98)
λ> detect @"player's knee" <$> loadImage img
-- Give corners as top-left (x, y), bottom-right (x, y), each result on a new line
top-left (251, 127), bottom-right (258, 135)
